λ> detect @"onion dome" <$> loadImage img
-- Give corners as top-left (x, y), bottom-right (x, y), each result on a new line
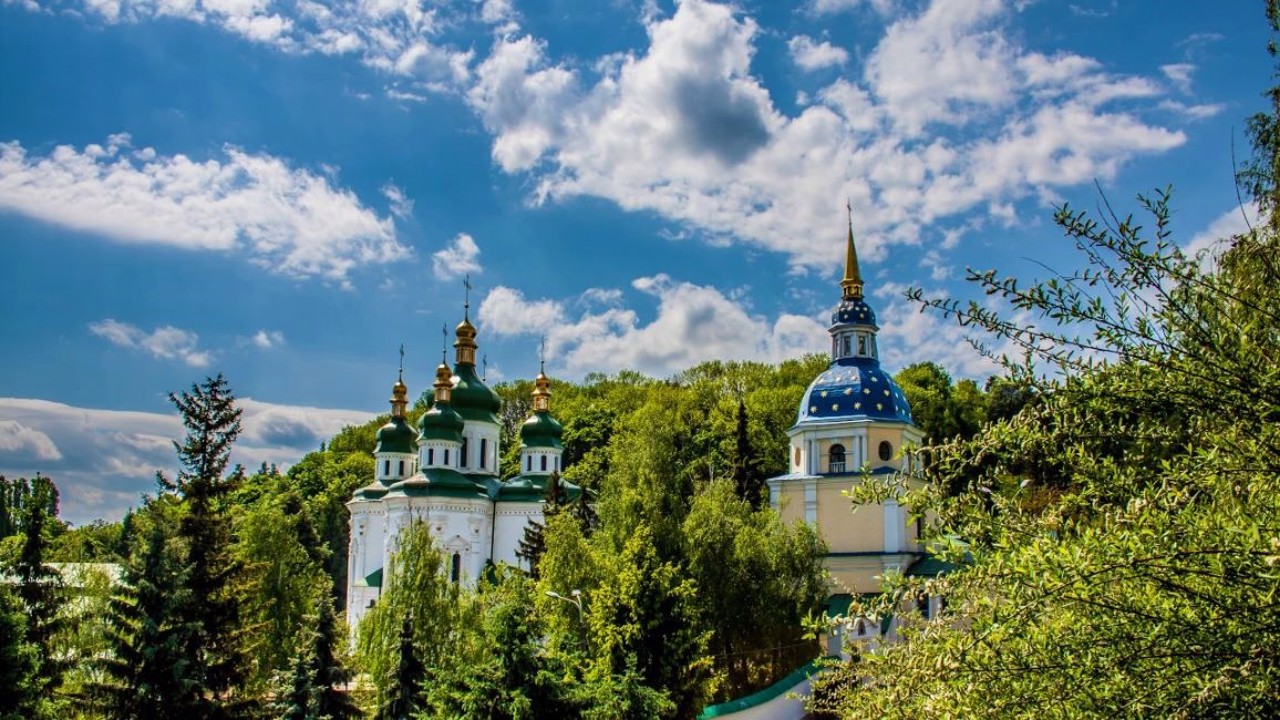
top-left (450, 313), bottom-right (502, 424)
top-left (418, 362), bottom-right (464, 442)
top-left (375, 377), bottom-right (419, 454)
top-left (832, 298), bottom-right (877, 328)
top-left (797, 358), bottom-right (913, 424)
top-left (520, 368), bottom-right (563, 449)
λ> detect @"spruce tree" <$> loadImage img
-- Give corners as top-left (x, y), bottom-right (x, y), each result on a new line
top-left (0, 582), bottom-right (38, 720)
top-left (312, 592), bottom-right (361, 719)
top-left (516, 471), bottom-right (568, 578)
top-left (162, 373), bottom-right (247, 716)
top-left (96, 515), bottom-right (200, 719)
top-left (12, 479), bottom-right (65, 709)
top-left (730, 399), bottom-right (765, 508)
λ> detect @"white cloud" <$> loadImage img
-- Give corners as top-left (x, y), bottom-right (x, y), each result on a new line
top-left (1160, 62), bottom-right (1195, 93)
top-left (19, 0), bottom-right (473, 90)
top-left (89, 319), bottom-right (212, 367)
top-left (0, 396), bottom-right (374, 524)
top-left (251, 330), bottom-right (286, 349)
top-left (479, 276), bottom-right (829, 377)
top-left (810, 0), bottom-right (896, 15)
top-left (0, 136), bottom-right (408, 284)
top-left (1158, 100), bottom-right (1223, 121)
top-left (1185, 203), bottom-right (1260, 259)
top-left (461, 0), bottom-right (1186, 275)
top-left (381, 182), bottom-right (415, 218)
top-left (432, 233), bottom-right (483, 280)
top-left (0, 420), bottom-right (62, 462)
top-left (788, 35), bottom-right (848, 71)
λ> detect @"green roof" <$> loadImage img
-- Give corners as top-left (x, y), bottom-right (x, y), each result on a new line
top-left (519, 411), bottom-right (563, 449)
top-left (386, 468), bottom-right (485, 499)
top-left (451, 363), bottom-right (501, 424)
top-left (375, 416), bottom-right (418, 454)
top-left (905, 555), bottom-right (959, 577)
top-left (358, 568), bottom-right (383, 588)
top-left (418, 401), bottom-right (464, 442)
top-left (698, 657), bottom-right (833, 718)
top-left (353, 482), bottom-right (389, 500)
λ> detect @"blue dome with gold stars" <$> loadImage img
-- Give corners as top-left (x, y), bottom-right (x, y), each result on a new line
top-left (831, 298), bottom-right (877, 328)
top-left (797, 357), bottom-right (912, 425)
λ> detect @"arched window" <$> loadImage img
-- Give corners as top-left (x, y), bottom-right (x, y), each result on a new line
top-left (480, 438), bottom-right (488, 469)
top-left (450, 553), bottom-right (461, 584)
top-left (878, 440), bottom-right (893, 462)
top-left (460, 437), bottom-right (468, 468)
top-left (383, 460), bottom-right (390, 477)
top-left (444, 449), bottom-right (450, 466)
top-left (842, 336), bottom-right (852, 356)
top-left (857, 335), bottom-right (868, 355)
top-left (427, 448), bottom-right (435, 465)
top-left (397, 460), bottom-right (404, 476)
top-left (828, 444), bottom-right (847, 474)
top-left (541, 455), bottom-right (548, 472)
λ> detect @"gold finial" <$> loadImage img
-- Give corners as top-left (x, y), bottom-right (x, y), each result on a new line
top-left (463, 274), bottom-right (472, 321)
top-left (841, 200), bottom-right (864, 300)
top-left (391, 344), bottom-right (409, 418)
top-left (454, 278), bottom-right (479, 366)
top-left (433, 360), bottom-right (453, 404)
top-left (482, 354), bottom-right (488, 382)
top-left (441, 324), bottom-right (448, 365)
top-left (533, 337), bottom-right (551, 413)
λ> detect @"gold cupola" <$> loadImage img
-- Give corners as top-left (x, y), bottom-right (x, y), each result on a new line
top-left (840, 202), bottom-right (864, 301)
top-left (433, 360), bottom-right (454, 404)
top-left (532, 361), bottom-right (551, 413)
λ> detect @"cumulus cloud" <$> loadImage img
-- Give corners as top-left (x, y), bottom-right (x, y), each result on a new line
top-left (251, 330), bottom-right (286, 349)
top-left (0, 396), bottom-right (374, 524)
top-left (432, 233), bottom-right (483, 280)
top-left (788, 35), bottom-right (848, 71)
top-left (1184, 203), bottom-right (1260, 259)
top-left (1160, 62), bottom-right (1195, 93)
top-left (479, 277), bottom-right (829, 377)
top-left (381, 183), bottom-right (414, 219)
top-left (15, 0), bottom-right (472, 89)
top-left (0, 136), bottom-right (408, 284)
top-left (460, 0), bottom-right (1186, 273)
top-left (89, 319), bottom-right (211, 367)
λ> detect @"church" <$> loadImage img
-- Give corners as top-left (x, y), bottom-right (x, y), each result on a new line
top-left (346, 213), bottom-right (935, 636)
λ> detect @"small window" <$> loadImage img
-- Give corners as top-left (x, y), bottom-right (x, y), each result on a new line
top-left (460, 437), bottom-right (468, 468)
top-left (450, 553), bottom-right (461, 583)
top-left (541, 455), bottom-right (547, 472)
top-left (828, 444), bottom-right (846, 474)
top-left (858, 335), bottom-right (868, 355)
top-left (917, 595), bottom-right (930, 619)
top-left (444, 449), bottom-right (450, 465)
top-left (793, 447), bottom-right (801, 467)
top-left (428, 448), bottom-right (435, 465)
top-left (397, 460), bottom-right (404, 476)
top-left (878, 441), bottom-right (893, 462)
top-left (480, 438), bottom-right (488, 469)
top-left (842, 336), bottom-right (851, 356)
top-left (527, 456), bottom-right (532, 472)
top-left (383, 460), bottom-right (390, 476)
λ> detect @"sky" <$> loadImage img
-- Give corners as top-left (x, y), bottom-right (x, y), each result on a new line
top-left (0, 0), bottom-right (1269, 524)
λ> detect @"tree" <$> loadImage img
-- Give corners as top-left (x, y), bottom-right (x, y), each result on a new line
top-left (730, 399), bottom-right (766, 508)
top-left (0, 582), bottom-right (38, 720)
top-left (379, 614), bottom-right (422, 720)
top-left (271, 593), bottom-right (360, 720)
top-left (96, 510), bottom-right (200, 719)
top-left (11, 478), bottom-right (65, 714)
top-left (516, 471), bottom-right (568, 578)
top-left (828, 12), bottom-right (1280, 713)
top-left (162, 373), bottom-right (248, 715)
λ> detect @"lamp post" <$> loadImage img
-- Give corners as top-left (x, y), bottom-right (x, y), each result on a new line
top-left (545, 589), bottom-right (586, 652)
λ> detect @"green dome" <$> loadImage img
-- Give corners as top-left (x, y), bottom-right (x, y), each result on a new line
top-left (375, 417), bottom-right (418, 454)
top-left (418, 401), bottom-right (464, 443)
top-left (451, 363), bottom-right (501, 424)
top-left (519, 411), bottom-right (563, 449)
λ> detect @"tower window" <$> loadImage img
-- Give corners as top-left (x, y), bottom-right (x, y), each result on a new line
top-left (878, 441), bottom-right (893, 462)
top-left (858, 335), bottom-right (868, 355)
top-left (460, 437), bottom-right (468, 468)
top-left (428, 448), bottom-right (435, 465)
top-left (842, 336), bottom-right (851, 356)
top-left (480, 438), bottom-right (488, 469)
top-left (828, 444), bottom-right (846, 474)
top-left (444, 449), bottom-right (450, 465)
top-left (398, 460), bottom-right (404, 476)
top-left (451, 553), bottom-right (461, 584)
top-left (527, 456), bottom-right (532, 472)
top-left (383, 460), bottom-right (390, 477)
top-left (541, 455), bottom-right (547, 472)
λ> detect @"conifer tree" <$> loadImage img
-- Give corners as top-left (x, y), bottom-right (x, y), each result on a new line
top-left (12, 479), bottom-right (65, 709)
top-left (311, 592), bottom-right (361, 720)
top-left (378, 613), bottom-right (422, 720)
top-left (162, 373), bottom-right (247, 715)
top-left (516, 471), bottom-right (567, 578)
top-left (0, 582), bottom-right (38, 720)
top-left (96, 515), bottom-right (200, 719)
top-left (274, 647), bottom-right (318, 720)
top-left (730, 399), bottom-right (765, 508)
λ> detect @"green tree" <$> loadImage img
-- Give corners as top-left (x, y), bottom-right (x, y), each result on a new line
top-left (11, 478), bottom-right (65, 714)
top-left (96, 510), bottom-right (200, 719)
top-left (379, 614), bottom-right (423, 720)
top-left (730, 399), bottom-right (766, 508)
top-left (162, 373), bottom-right (249, 716)
top-left (0, 582), bottom-right (38, 720)
top-left (516, 471), bottom-right (567, 578)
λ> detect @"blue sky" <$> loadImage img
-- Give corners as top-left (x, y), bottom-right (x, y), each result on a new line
top-left (0, 0), bottom-right (1268, 524)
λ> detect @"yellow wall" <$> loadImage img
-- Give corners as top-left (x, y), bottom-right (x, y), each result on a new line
top-left (817, 481), bottom-right (881, 552)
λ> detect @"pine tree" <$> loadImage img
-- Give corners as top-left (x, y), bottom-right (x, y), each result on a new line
top-left (379, 614), bottom-right (422, 720)
top-left (516, 471), bottom-right (568, 578)
top-left (162, 373), bottom-right (248, 716)
top-left (96, 515), bottom-right (200, 719)
top-left (12, 479), bottom-right (65, 709)
top-left (274, 647), bottom-right (318, 720)
top-left (730, 399), bottom-right (765, 508)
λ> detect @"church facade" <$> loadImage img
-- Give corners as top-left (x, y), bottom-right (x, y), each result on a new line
top-left (347, 214), bottom-right (933, 638)
top-left (345, 311), bottom-right (574, 629)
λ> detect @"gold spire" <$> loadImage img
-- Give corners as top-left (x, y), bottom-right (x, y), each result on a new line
top-left (532, 338), bottom-right (551, 412)
top-left (454, 276), bottom-right (478, 366)
top-left (841, 200), bottom-right (864, 300)
top-left (390, 345), bottom-right (408, 418)
top-left (433, 361), bottom-right (454, 404)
